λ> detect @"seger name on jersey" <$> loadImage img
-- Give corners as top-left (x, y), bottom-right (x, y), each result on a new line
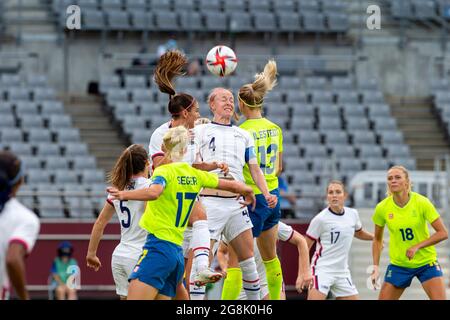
top-left (177, 176), bottom-right (198, 185)
top-left (252, 129), bottom-right (279, 140)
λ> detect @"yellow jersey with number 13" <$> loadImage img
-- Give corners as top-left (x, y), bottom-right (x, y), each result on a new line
top-left (139, 162), bottom-right (219, 246)
top-left (372, 192), bottom-right (440, 268)
top-left (240, 118), bottom-right (283, 194)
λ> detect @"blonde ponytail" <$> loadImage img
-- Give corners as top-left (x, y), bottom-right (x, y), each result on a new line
top-left (162, 126), bottom-right (189, 161)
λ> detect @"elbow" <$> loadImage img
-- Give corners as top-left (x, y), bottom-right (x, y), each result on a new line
top-left (441, 230), bottom-right (448, 241)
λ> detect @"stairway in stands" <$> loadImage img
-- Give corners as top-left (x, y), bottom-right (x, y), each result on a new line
top-left (349, 209), bottom-right (450, 300)
top-left (64, 95), bottom-right (128, 174)
top-left (388, 96), bottom-right (450, 170)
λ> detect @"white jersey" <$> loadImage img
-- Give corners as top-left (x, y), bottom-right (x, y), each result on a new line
top-left (306, 207), bottom-right (362, 274)
top-left (0, 198), bottom-right (40, 300)
top-left (148, 121), bottom-right (198, 167)
top-left (107, 177), bottom-right (150, 260)
top-left (194, 122), bottom-right (256, 182)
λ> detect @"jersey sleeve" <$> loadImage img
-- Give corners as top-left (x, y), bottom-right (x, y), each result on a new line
top-left (149, 130), bottom-right (164, 159)
top-left (372, 203), bottom-right (386, 227)
top-left (192, 126), bottom-right (204, 163)
top-left (151, 167), bottom-right (171, 189)
top-left (277, 221), bottom-right (294, 242)
top-left (244, 131), bottom-right (257, 165)
top-left (195, 168), bottom-right (219, 189)
top-left (422, 197), bottom-right (440, 224)
top-left (354, 209), bottom-right (363, 231)
top-left (277, 126), bottom-right (283, 153)
top-left (306, 215), bottom-right (322, 241)
top-left (9, 215), bottom-right (40, 254)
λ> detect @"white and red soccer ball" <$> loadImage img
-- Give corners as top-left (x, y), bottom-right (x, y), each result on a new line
top-left (206, 45), bottom-right (238, 77)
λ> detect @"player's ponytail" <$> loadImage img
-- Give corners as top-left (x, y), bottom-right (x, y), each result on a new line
top-left (109, 144), bottom-right (148, 190)
top-left (386, 165), bottom-right (412, 197)
top-left (0, 151), bottom-right (23, 213)
top-left (162, 126), bottom-right (189, 162)
top-left (238, 59), bottom-right (277, 109)
top-left (153, 50), bottom-right (197, 118)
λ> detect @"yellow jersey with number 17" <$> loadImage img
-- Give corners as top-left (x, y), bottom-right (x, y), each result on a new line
top-left (372, 192), bottom-right (440, 268)
top-left (139, 162), bottom-right (219, 246)
top-left (240, 118), bottom-right (283, 194)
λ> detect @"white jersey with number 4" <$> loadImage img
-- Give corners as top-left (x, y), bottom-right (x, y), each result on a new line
top-left (0, 198), bottom-right (40, 300)
top-left (148, 121), bottom-right (198, 167)
top-left (306, 207), bottom-right (362, 274)
top-left (107, 177), bottom-right (150, 260)
top-left (194, 122), bottom-right (256, 182)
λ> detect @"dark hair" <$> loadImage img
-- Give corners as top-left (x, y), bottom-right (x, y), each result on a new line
top-left (153, 50), bottom-right (196, 118)
top-left (108, 144), bottom-right (148, 190)
top-left (0, 151), bottom-right (22, 212)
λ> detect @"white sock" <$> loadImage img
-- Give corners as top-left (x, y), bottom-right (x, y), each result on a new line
top-left (189, 268), bottom-right (206, 300)
top-left (240, 257), bottom-right (261, 300)
top-left (191, 220), bottom-right (210, 272)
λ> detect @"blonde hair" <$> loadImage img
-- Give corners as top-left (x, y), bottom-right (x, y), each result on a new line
top-left (238, 59), bottom-right (277, 109)
top-left (386, 165), bottom-right (412, 196)
top-left (162, 126), bottom-right (189, 161)
top-left (208, 87), bottom-right (240, 122)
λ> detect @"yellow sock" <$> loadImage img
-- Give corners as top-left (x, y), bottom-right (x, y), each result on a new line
top-left (221, 268), bottom-right (242, 300)
top-left (263, 257), bottom-right (283, 300)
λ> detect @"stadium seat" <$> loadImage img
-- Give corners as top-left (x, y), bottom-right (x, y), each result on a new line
top-left (16, 102), bottom-right (39, 115)
top-left (283, 145), bottom-right (301, 157)
top-left (331, 76), bottom-right (353, 90)
top-left (391, 157), bottom-right (417, 170)
top-left (124, 75), bottom-right (147, 89)
top-left (274, 0), bottom-right (296, 12)
top-left (7, 87), bottom-right (30, 101)
top-left (335, 91), bottom-right (359, 104)
top-left (305, 76), bottom-right (327, 89)
top-left (412, 0), bottom-right (437, 19)
top-left (199, 0), bottom-right (221, 12)
top-left (228, 12), bottom-right (253, 32)
top-left (358, 78), bottom-right (379, 90)
top-left (21, 156), bottom-right (42, 170)
top-left (72, 156), bottom-right (97, 169)
top-left (55, 128), bottom-right (81, 143)
top-left (346, 117), bottom-right (370, 131)
top-left (284, 157), bottom-right (309, 171)
top-left (378, 131), bottom-right (404, 145)
top-left (82, 10), bottom-right (106, 30)
top-left (339, 158), bottom-right (362, 173)
top-left (279, 77), bottom-right (302, 90)
top-left (342, 104), bottom-right (365, 118)
top-left (27, 74), bottom-right (48, 87)
top-left (78, 0), bottom-right (99, 10)
top-left (67, 198), bottom-right (95, 218)
top-left (8, 142), bottom-right (32, 155)
top-left (302, 12), bottom-right (326, 32)
top-left (351, 130), bottom-right (376, 145)
top-left (48, 115), bottom-right (73, 129)
top-left (125, 0), bottom-right (147, 10)
top-left (99, 75), bottom-right (121, 94)
top-left (36, 143), bottom-right (61, 156)
top-left (253, 12), bottom-right (277, 32)
top-left (149, 0), bottom-right (171, 11)
top-left (130, 10), bottom-right (152, 30)
top-left (301, 144), bottom-right (328, 158)
top-left (317, 117), bottom-right (342, 131)
top-left (27, 129), bottom-right (52, 143)
top-left (311, 91), bottom-right (334, 104)
top-left (358, 145), bottom-right (384, 158)
top-left (290, 117), bottom-right (315, 130)
top-left (367, 103), bottom-right (391, 118)
top-left (100, 0), bottom-right (122, 10)
top-left (323, 130), bottom-right (348, 145)
top-left (154, 10), bottom-right (179, 31)
top-left (20, 116), bottom-right (45, 128)
top-left (81, 170), bottom-right (105, 183)
top-left (317, 104), bottom-right (340, 117)
top-left (326, 12), bottom-right (349, 32)
top-left (41, 101), bottom-right (65, 115)
top-left (385, 145), bottom-right (411, 158)
top-left (54, 170), bottom-right (79, 184)
top-left (179, 11), bottom-right (204, 31)
top-left (0, 114), bottom-right (17, 129)
top-left (106, 10), bottom-right (132, 30)
top-left (131, 89), bottom-right (153, 103)
top-left (203, 11), bottom-right (228, 32)
top-left (27, 170), bottom-right (52, 184)
top-left (298, 130), bottom-right (321, 144)
top-left (173, 0), bottom-right (194, 11)
top-left (45, 157), bottom-right (70, 170)
top-left (365, 158), bottom-right (390, 170)
top-left (297, 0), bottom-right (320, 12)
top-left (33, 88), bottom-right (56, 101)
top-left (372, 117), bottom-right (397, 131)
top-left (65, 143), bottom-right (89, 156)
top-left (106, 89), bottom-right (129, 102)
top-left (328, 145), bottom-right (355, 157)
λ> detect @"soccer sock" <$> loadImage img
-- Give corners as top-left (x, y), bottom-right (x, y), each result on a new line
top-left (263, 257), bottom-right (283, 300)
top-left (191, 220), bottom-right (210, 272)
top-left (239, 257), bottom-right (261, 300)
top-left (221, 268), bottom-right (242, 300)
top-left (189, 269), bottom-right (206, 300)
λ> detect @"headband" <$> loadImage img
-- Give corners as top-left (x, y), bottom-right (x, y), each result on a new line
top-left (170, 97), bottom-right (197, 116)
top-left (238, 94), bottom-right (263, 108)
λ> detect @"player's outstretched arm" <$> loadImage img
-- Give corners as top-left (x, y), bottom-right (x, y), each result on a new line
top-left (6, 243), bottom-right (29, 300)
top-left (289, 231), bottom-right (313, 293)
top-left (216, 179), bottom-right (256, 211)
top-left (86, 202), bottom-right (115, 272)
top-left (107, 184), bottom-right (164, 201)
top-left (355, 228), bottom-right (374, 241)
top-left (192, 161), bottom-right (229, 175)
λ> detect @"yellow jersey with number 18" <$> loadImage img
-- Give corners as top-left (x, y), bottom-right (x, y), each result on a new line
top-left (139, 162), bottom-right (219, 246)
top-left (240, 118), bottom-right (283, 194)
top-left (372, 192), bottom-right (440, 268)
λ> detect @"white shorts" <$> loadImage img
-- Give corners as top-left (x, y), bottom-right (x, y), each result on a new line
top-left (313, 272), bottom-right (358, 298)
top-left (182, 226), bottom-right (193, 259)
top-left (111, 255), bottom-right (138, 297)
top-left (200, 196), bottom-right (253, 243)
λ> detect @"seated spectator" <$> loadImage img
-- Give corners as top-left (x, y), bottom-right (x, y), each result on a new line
top-left (278, 170), bottom-right (297, 219)
top-left (50, 241), bottom-right (79, 300)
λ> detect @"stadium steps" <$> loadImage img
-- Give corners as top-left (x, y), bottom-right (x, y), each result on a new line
top-left (349, 208), bottom-right (450, 300)
top-left (64, 95), bottom-right (128, 173)
top-left (387, 96), bottom-right (450, 170)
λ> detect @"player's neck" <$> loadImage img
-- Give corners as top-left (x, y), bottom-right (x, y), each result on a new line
top-left (170, 118), bottom-right (188, 128)
top-left (393, 191), bottom-right (410, 208)
top-left (212, 115), bottom-right (232, 125)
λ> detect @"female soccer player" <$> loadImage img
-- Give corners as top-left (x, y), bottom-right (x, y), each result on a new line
top-left (191, 87), bottom-right (278, 300)
top-left (371, 165), bottom-right (448, 300)
top-left (218, 221), bottom-right (313, 300)
top-left (108, 126), bottom-right (256, 300)
top-left (234, 59), bottom-right (285, 300)
top-left (306, 181), bottom-right (374, 300)
top-left (0, 151), bottom-right (40, 300)
top-left (149, 51), bottom-right (229, 298)
top-left (86, 144), bottom-right (150, 300)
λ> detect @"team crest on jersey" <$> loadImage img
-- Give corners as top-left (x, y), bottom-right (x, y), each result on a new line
top-left (388, 213), bottom-right (394, 219)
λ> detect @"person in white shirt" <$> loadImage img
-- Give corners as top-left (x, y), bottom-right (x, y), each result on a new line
top-left (0, 151), bottom-right (40, 300)
top-left (191, 87), bottom-right (278, 300)
top-left (149, 50), bottom-right (229, 299)
top-left (217, 221), bottom-right (313, 300)
top-left (305, 180), bottom-right (374, 300)
top-left (86, 144), bottom-right (150, 300)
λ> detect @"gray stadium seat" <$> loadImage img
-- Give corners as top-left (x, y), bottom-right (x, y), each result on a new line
top-left (323, 130), bottom-right (348, 145)
top-left (290, 103), bottom-right (314, 117)
top-left (114, 103), bottom-right (138, 118)
top-left (8, 88), bottom-right (30, 101)
top-left (412, 0), bottom-right (437, 19)
top-left (358, 145), bottom-right (383, 158)
top-left (179, 11), bottom-right (203, 31)
top-left (54, 170), bottom-right (79, 184)
top-left (130, 10), bottom-right (152, 30)
top-left (106, 89), bottom-right (129, 102)
top-left (311, 91), bottom-right (333, 104)
top-left (124, 75), bottom-right (147, 88)
top-left (283, 131), bottom-right (296, 144)
top-left (176, 77), bottom-right (199, 90)
top-left (391, 0), bottom-right (413, 18)
top-left (38, 196), bottom-right (65, 218)
top-left (283, 145), bottom-right (300, 157)
top-left (365, 158), bottom-right (389, 170)
top-left (391, 157), bottom-right (417, 170)
top-left (20, 115), bottom-right (44, 128)
top-left (45, 157), bottom-right (69, 170)
top-left (268, 105), bottom-right (290, 118)
top-left (106, 10), bottom-right (132, 30)
top-left (199, 0), bottom-right (221, 11)
top-left (122, 115), bottom-right (148, 129)
top-left (100, 0), bottom-right (122, 10)
top-left (331, 77), bottom-right (353, 90)
top-left (329, 145), bottom-right (355, 157)
top-left (8, 142), bottom-right (32, 155)
top-left (248, 0), bottom-right (270, 12)
top-left (317, 104), bottom-right (340, 117)
top-left (78, 0), bottom-right (99, 10)
top-left (264, 91), bottom-right (284, 104)
top-left (0, 115), bottom-right (16, 129)
top-left (298, 130), bottom-right (321, 144)
top-left (317, 117), bottom-right (341, 130)
top-left (290, 117), bottom-right (315, 130)
top-left (36, 143), bottom-right (61, 156)
top-left (33, 88), bottom-right (56, 101)
top-left (346, 117), bottom-right (370, 131)
top-left (131, 89), bottom-right (153, 103)
top-left (431, 78), bottom-right (449, 91)
top-left (224, 0), bottom-right (246, 12)
top-left (295, 198), bottom-right (317, 217)
top-left (200, 77), bottom-right (228, 91)
top-left (0, 129), bottom-right (23, 143)
top-left (27, 129), bottom-right (52, 143)
top-left (253, 12), bottom-right (277, 32)
top-left (149, 0), bottom-right (171, 11)
top-left (203, 11), bottom-right (228, 32)
top-left (155, 10), bottom-right (179, 31)
top-left (297, 0), bottom-right (320, 12)
top-left (274, 0), bottom-right (295, 12)
top-left (16, 102), bottom-right (39, 115)
top-left (358, 78), bottom-right (379, 90)
top-left (67, 198), bottom-right (95, 218)
top-left (351, 130), bottom-right (376, 144)
top-left (65, 143), bottom-right (89, 156)
top-left (372, 118), bottom-right (397, 131)
top-left (27, 74), bottom-right (48, 87)
top-left (302, 144), bottom-right (327, 158)
top-left (81, 170), bottom-right (105, 183)
top-left (279, 77), bottom-right (302, 90)
top-left (0, 102), bottom-right (14, 114)
top-left (21, 156), bottom-right (42, 170)
top-left (326, 12), bottom-right (349, 32)
top-left (173, 0), bottom-right (194, 11)
top-left (0, 74), bottom-right (21, 87)
top-left (335, 91), bottom-right (358, 104)
top-left (361, 91), bottom-right (384, 104)
top-left (339, 158), bottom-right (362, 173)
top-left (284, 157), bottom-right (309, 171)
top-left (322, 0), bottom-right (346, 12)
top-left (99, 75), bottom-right (121, 94)
top-left (48, 115), bottom-right (72, 129)
top-left (41, 101), bottom-right (65, 114)
top-left (73, 156), bottom-right (97, 169)
top-left (27, 170), bottom-right (51, 184)
top-left (125, 0), bottom-right (147, 10)
top-left (302, 12), bottom-right (326, 32)
top-left (378, 131), bottom-right (404, 145)
top-left (83, 9), bottom-right (106, 30)
top-left (385, 145), bottom-right (411, 158)
top-left (55, 128), bottom-right (81, 143)
top-left (290, 171), bottom-right (316, 185)
top-left (367, 103), bottom-right (391, 118)
top-left (228, 12), bottom-right (253, 32)
top-left (342, 104), bottom-right (365, 118)
top-left (305, 76), bottom-right (327, 89)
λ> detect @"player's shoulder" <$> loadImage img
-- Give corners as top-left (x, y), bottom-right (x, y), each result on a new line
top-left (375, 195), bottom-right (392, 211)
top-left (233, 125), bottom-right (252, 138)
top-left (134, 177), bottom-right (152, 189)
top-left (151, 121), bottom-right (170, 138)
top-left (411, 191), bottom-right (430, 203)
top-left (344, 206), bottom-right (359, 215)
top-left (3, 198), bottom-right (40, 227)
top-left (311, 207), bottom-right (328, 222)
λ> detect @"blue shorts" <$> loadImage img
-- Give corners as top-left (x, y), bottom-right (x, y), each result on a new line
top-left (384, 261), bottom-right (443, 288)
top-left (129, 234), bottom-right (184, 298)
top-left (248, 188), bottom-right (281, 238)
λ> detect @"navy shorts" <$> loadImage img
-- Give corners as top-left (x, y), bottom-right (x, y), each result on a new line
top-left (248, 188), bottom-right (281, 238)
top-left (129, 234), bottom-right (184, 298)
top-left (384, 261), bottom-right (443, 288)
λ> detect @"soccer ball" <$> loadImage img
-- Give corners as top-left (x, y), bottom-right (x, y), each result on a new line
top-left (205, 45), bottom-right (238, 77)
